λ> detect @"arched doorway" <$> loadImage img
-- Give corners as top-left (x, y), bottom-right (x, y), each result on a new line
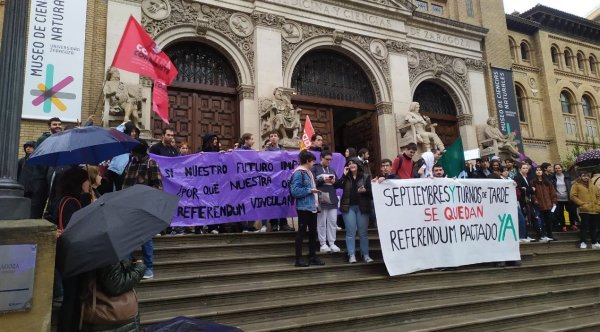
top-left (413, 81), bottom-right (459, 147)
top-left (152, 42), bottom-right (239, 151)
top-left (291, 50), bottom-right (379, 172)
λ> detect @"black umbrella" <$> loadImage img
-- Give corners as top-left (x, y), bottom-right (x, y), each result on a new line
top-left (575, 149), bottom-right (600, 168)
top-left (27, 126), bottom-right (139, 166)
top-left (59, 185), bottom-right (179, 278)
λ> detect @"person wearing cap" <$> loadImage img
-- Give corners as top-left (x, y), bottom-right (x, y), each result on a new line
top-left (18, 141), bottom-right (37, 205)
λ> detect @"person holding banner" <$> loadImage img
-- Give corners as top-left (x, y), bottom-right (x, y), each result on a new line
top-left (264, 130), bottom-right (294, 232)
top-left (290, 150), bottom-right (323, 267)
top-left (340, 158), bottom-right (373, 264)
top-left (531, 167), bottom-right (558, 242)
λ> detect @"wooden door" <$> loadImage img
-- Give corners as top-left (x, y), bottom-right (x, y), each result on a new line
top-left (423, 112), bottom-right (459, 147)
top-left (152, 88), bottom-right (238, 152)
top-left (343, 111), bottom-right (380, 175)
top-left (296, 103), bottom-right (335, 150)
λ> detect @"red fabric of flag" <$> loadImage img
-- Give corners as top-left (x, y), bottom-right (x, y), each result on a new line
top-left (300, 115), bottom-right (315, 150)
top-left (152, 79), bottom-right (169, 124)
top-left (112, 16), bottom-right (177, 84)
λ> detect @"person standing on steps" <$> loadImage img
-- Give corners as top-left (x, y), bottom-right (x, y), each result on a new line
top-left (312, 150), bottom-right (342, 254)
top-left (570, 171), bottom-right (600, 249)
top-left (340, 158), bottom-right (373, 264)
top-left (290, 150), bottom-right (324, 267)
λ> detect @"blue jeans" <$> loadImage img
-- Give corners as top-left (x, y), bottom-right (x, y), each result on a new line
top-left (343, 205), bottom-right (369, 257)
top-left (518, 205), bottom-right (527, 239)
top-left (142, 239), bottom-right (153, 270)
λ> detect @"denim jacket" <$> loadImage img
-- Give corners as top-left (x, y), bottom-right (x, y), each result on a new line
top-left (290, 170), bottom-right (317, 213)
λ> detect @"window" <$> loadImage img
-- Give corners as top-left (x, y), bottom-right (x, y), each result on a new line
top-left (520, 42), bottom-right (530, 61)
top-left (560, 92), bottom-right (572, 114)
top-left (577, 53), bottom-right (585, 71)
top-left (466, 0), bottom-right (474, 17)
top-left (564, 49), bottom-right (573, 67)
top-left (564, 116), bottom-right (578, 137)
top-left (515, 85), bottom-right (527, 122)
top-left (508, 38), bottom-right (516, 60)
top-left (431, 4), bottom-right (444, 15)
top-left (582, 95), bottom-right (593, 117)
top-left (551, 47), bottom-right (559, 64)
top-left (590, 55), bottom-right (597, 73)
top-left (416, 0), bottom-right (428, 11)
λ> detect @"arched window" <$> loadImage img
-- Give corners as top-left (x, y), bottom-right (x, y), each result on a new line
top-left (564, 49), bottom-right (573, 67)
top-left (551, 46), bottom-right (559, 64)
top-left (577, 52), bottom-right (585, 71)
top-left (582, 95), bottom-right (598, 139)
top-left (515, 85), bottom-right (527, 122)
top-left (520, 42), bottom-right (530, 61)
top-left (561, 90), bottom-right (577, 137)
top-left (560, 92), bottom-right (572, 114)
top-left (590, 55), bottom-right (597, 73)
top-left (508, 38), bottom-right (516, 60)
top-left (582, 95), bottom-right (592, 117)
top-left (165, 42), bottom-right (237, 87)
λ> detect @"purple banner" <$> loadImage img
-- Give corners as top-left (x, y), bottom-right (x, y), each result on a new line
top-left (152, 150), bottom-right (346, 226)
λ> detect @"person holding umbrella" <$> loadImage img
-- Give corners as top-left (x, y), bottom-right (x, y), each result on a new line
top-left (52, 167), bottom-right (91, 332)
top-left (122, 139), bottom-right (163, 279)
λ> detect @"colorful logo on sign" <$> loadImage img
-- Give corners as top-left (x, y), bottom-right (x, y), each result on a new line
top-left (30, 64), bottom-right (76, 113)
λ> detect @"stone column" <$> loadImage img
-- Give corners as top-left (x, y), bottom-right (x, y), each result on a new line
top-left (237, 84), bottom-right (257, 138)
top-left (389, 52), bottom-right (412, 155)
top-left (376, 102), bottom-right (396, 160)
top-left (0, 0), bottom-right (30, 219)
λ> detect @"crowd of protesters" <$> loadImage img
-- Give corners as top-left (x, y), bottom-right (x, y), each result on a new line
top-left (18, 117), bottom-right (600, 330)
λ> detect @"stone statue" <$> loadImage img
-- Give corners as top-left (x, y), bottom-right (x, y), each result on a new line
top-left (483, 117), bottom-right (520, 157)
top-left (259, 87), bottom-right (301, 148)
top-left (404, 102), bottom-right (445, 151)
top-left (104, 67), bottom-right (144, 128)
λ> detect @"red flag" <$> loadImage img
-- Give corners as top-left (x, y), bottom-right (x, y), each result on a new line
top-left (152, 79), bottom-right (169, 124)
top-left (112, 16), bottom-right (177, 84)
top-left (300, 115), bottom-right (315, 150)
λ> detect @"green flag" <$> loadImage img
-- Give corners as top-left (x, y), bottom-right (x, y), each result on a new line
top-left (439, 137), bottom-right (465, 177)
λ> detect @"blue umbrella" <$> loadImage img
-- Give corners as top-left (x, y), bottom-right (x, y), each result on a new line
top-left (26, 126), bottom-right (139, 166)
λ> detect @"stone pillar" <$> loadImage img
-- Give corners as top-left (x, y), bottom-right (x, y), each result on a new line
top-left (376, 102), bottom-right (396, 160)
top-left (0, 0), bottom-right (30, 220)
top-left (389, 52), bottom-right (412, 155)
top-left (465, 69), bottom-right (487, 150)
top-left (237, 85), bottom-right (258, 138)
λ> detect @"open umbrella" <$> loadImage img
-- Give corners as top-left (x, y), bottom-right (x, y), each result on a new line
top-left (27, 126), bottom-right (139, 166)
top-left (59, 185), bottom-right (179, 278)
top-left (575, 149), bottom-right (600, 168)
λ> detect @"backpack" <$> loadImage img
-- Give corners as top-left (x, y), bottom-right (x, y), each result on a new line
top-left (288, 170), bottom-right (307, 204)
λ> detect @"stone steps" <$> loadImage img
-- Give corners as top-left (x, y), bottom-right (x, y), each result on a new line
top-left (137, 230), bottom-right (600, 331)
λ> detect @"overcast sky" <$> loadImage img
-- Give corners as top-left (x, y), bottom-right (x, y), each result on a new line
top-left (503, 0), bottom-right (598, 17)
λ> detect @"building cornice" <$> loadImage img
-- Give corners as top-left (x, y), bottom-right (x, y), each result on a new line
top-left (523, 138), bottom-right (552, 146)
top-left (506, 14), bottom-right (540, 34)
top-left (520, 5), bottom-right (600, 44)
top-left (512, 63), bottom-right (540, 74)
top-left (547, 34), bottom-right (600, 52)
top-left (410, 11), bottom-right (488, 38)
top-left (554, 69), bottom-right (600, 85)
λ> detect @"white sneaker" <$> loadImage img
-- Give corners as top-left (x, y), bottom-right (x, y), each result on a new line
top-left (539, 237), bottom-right (549, 242)
top-left (364, 255), bottom-right (374, 263)
top-left (349, 255), bottom-right (356, 264)
top-left (259, 226), bottom-right (267, 233)
top-left (526, 237), bottom-right (534, 241)
top-left (336, 226), bottom-right (342, 231)
top-left (547, 237), bottom-right (555, 241)
top-left (211, 229), bottom-right (219, 234)
top-left (329, 244), bottom-right (341, 253)
top-left (592, 243), bottom-right (600, 249)
top-left (580, 242), bottom-right (588, 249)
top-left (320, 244), bottom-right (331, 253)
top-left (519, 238), bottom-right (530, 243)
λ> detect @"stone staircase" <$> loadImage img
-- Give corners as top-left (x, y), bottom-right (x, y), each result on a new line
top-left (138, 230), bottom-right (600, 331)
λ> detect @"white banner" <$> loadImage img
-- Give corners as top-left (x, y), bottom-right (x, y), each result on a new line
top-left (373, 178), bottom-right (521, 276)
top-left (22, 0), bottom-right (88, 122)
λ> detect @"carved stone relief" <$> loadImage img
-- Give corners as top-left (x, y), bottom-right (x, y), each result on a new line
top-left (141, 3), bottom-right (255, 83)
top-left (571, 81), bottom-right (582, 89)
top-left (141, 0), bottom-right (171, 21)
top-left (104, 67), bottom-right (146, 128)
top-left (281, 22), bottom-right (302, 44)
top-left (370, 40), bottom-right (388, 60)
top-left (281, 21), bottom-right (392, 103)
top-left (593, 86), bottom-right (600, 93)
top-left (229, 13), bottom-right (254, 37)
top-left (259, 88), bottom-right (301, 148)
top-left (376, 102), bottom-right (393, 115)
top-left (407, 50), bottom-right (419, 68)
top-left (251, 11), bottom-right (286, 28)
top-left (386, 40), bottom-right (410, 54)
top-left (408, 49), bottom-right (471, 102)
top-left (237, 84), bottom-right (255, 100)
top-left (465, 58), bottom-right (486, 71)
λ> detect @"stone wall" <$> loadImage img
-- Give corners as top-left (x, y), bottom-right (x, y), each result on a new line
top-left (0, 220), bottom-right (57, 332)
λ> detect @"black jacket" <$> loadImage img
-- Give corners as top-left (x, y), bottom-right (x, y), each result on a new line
top-left (97, 260), bottom-right (146, 297)
top-left (149, 142), bottom-right (179, 157)
top-left (311, 163), bottom-right (342, 210)
top-left (340, 172), bottom-right (371, 214)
